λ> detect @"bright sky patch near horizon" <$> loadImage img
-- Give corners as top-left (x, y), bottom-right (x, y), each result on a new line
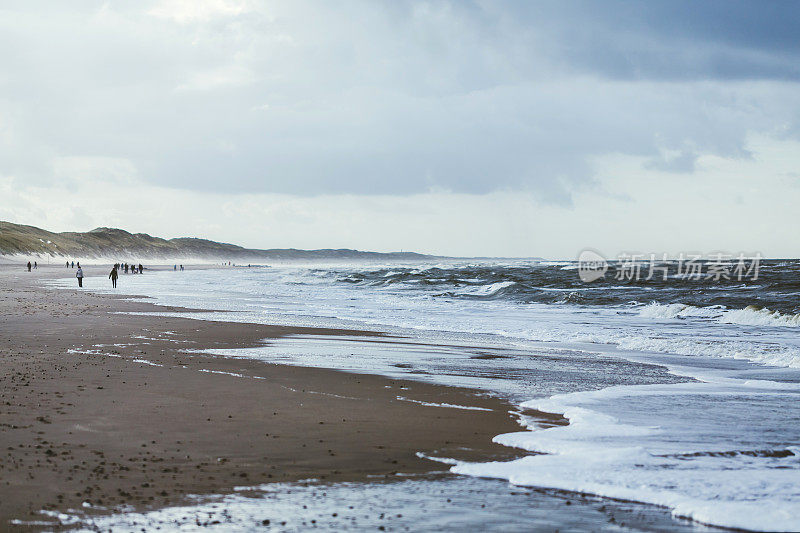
top-left (1, 0), bottom-right (798, 259)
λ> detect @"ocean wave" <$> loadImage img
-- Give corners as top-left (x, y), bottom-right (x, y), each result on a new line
top-left (319, 260), bottom-right (800, 314)
top-left (556, 292), bottom-right (586, 304)
top-left (637, 303), bottom-right (722, 320)
top-left (454, 281), bottom-right (517, 297)
top-left (719, 305), bottom-right (800, 328)
top-left (637, 302), bottom-right (800, 328)
top-left (537, 261), bottom-right (573, 267)
top-left (612, 335), bottom-right (800, 369)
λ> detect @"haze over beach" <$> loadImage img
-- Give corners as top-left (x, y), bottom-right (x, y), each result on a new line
top-left (1, 1), bottom-right (799, 532)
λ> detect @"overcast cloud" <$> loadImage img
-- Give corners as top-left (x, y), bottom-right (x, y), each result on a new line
top-left (1, 1), bottom-right (798, 256)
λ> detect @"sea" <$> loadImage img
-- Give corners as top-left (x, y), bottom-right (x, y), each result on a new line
top-left (49, 259), bottom-right (800, 532)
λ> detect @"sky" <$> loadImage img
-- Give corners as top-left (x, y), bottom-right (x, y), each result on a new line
top-left (1, 0), bottom-right (799, 258)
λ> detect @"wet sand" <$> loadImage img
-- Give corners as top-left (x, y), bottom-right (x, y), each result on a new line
top-left (0, 265), bottom-right (523, 529)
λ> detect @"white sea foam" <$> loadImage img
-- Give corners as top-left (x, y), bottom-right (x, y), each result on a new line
top-left (638, 302), bottom-right (800, 328)
top-left (637, 302), bottom-right (721, 319)
top-left (396, 396), bottom-right (493, 411)
top-left (719, 305), bottom-right (800, 327)
top-left (453, 376), bottom-right (800, 532)
top-left (198, 369), bottom-right (265, 379)
top-left (455, 281), bottom-right (516, 296)
top-left (131, 358), bottom-right (163, 367)
top-left (612, 334), bottom-right (800, 369)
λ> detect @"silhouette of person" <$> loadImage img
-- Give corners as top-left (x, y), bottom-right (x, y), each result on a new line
top-left (138, 263), bottom-right (143, 274)
top-left (27, 261), bottom-right (31, 272)
top-left (76, 266), bottom-right (84, 287)
top-left (109, 266), bottom-right (118, 288)
top-left (34, 261), bottom-right (37, 269)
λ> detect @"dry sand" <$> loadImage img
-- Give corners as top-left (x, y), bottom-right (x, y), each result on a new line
top-left (0, 264), bottom-right (525, 530)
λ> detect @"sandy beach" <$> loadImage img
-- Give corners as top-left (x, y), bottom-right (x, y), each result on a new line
top-left (0, 264), bottom-right (524, 529)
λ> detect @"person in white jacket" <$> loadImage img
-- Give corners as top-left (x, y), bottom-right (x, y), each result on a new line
top-left (76, 266), bottom-right (84, 287)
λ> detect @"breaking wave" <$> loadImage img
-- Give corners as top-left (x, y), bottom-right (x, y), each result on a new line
top-left (637, 302), bottom-right (800, 328)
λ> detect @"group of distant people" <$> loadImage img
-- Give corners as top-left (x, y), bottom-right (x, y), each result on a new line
top-left (58, 260), bottom-right (146, 288)
top-left (107, 263), bottom-right (145, 288)
top-left (24, 260), bottom-right (187, 289)
top-left (111, 262), bottom-right (145, 275)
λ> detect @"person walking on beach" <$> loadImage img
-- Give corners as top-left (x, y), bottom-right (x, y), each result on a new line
top-left (71, 261), bottom-right (74, 268)
top-left (109, 266), bottom-right (118, 288)
top-left (27, 261), bottom-right (31, 272)
top-left (34, 261), bottom-right (37, 269)
top-left (66, 261), bottom-right (69, 268)
top-left (76, 265), bottom-right (84, 287)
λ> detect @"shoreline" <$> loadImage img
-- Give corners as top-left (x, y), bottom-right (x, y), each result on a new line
top-left (0, 265), bottom-right (524, 529)
top-left (1, 263), bottom-right (743, 532)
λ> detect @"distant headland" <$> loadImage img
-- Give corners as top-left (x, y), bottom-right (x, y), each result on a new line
top-left (0, 221), bottom-right (433, 262)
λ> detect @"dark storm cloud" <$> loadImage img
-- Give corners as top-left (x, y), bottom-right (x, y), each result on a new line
top-left (517, 0), bottom-right (800, 81)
